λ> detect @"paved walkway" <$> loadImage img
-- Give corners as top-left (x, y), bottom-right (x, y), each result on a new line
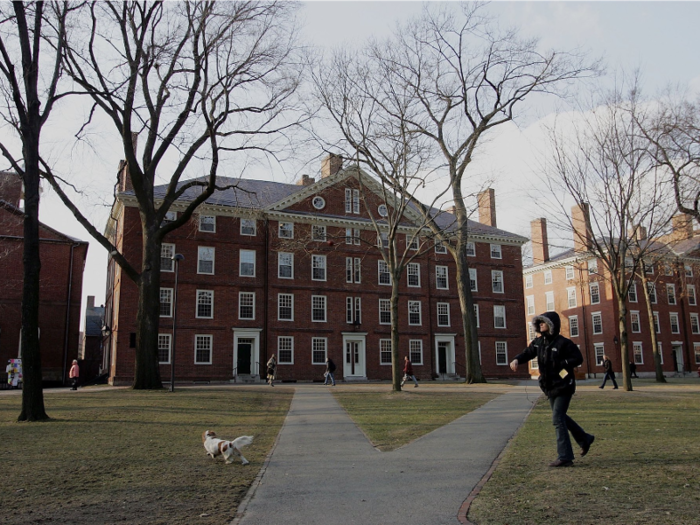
top-left (232, 384), bottom-right (538, 525)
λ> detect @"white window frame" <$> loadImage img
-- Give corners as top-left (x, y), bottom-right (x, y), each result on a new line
top-left (312, 224), bottom-right (327, 242)
top-left (312, 295), bottom-right (327, 322)
top-left (408, 262), bottom-right (421, 287)
top-left (197, 246), bottom-right (215, 275)
top-left (565, 266), bottom-right (574, 280)
top-left (194, 334), bottom-right (213, 364)
top-left (592, 311), bottom-right (603, 335)
top-left (694, 343), bottom-right (700, 365)
top-left (630, 311), bottom-right (641, 333)
top-left (239, 249), bottom-right (256, 277)
top-left (436, 265), bottom-right (449, 290)
top-left (434, 241), bottom-right (447, 254)
top-left (594, 343), bottom-right (605, 366)
top-left (569, 315), bottom-right (579, 338)
top-left (378, 260), bottom-right (391, 285)
top-left (688, 284), bottom-right (697, 306)
top-left (279, 222), bottom-right (294, 239)
top-left (346, 297), bottom-right (361, 324)
top-left (408, 300), bottom-right (422, 326)
top-left (380, 339), bottom-right (392, 365)
top-left (158, 334), bottom-right (171, 364)
top-left (589, 282), bottom-right (600, 304)
top-left (160, 288), bottom-right (173, 318)
top-left (345, 188), bottom-right (360, 214)
top-left (490, 244), bottom-right (502, 259)
top-left (278, 336), bottom-right (294, 365)
top-left (567, 287), bottom-right (577, 308)
top-left (628, 281), bottom-right (638, 303)
top-left (239, 292), bottom-right (255, 320)
top-left (544, 270), bottom-right (552, 285)
top-left (312, 337), bottom-right (328, 364)
top-left (588, 258), bottom-right (598, 274)
top-left (312, 254), bottom-right (327, 281)
top-left (633, 342), bottom-right (644, 365)
top-left (667, 283), bottom-right (677, 305)
top-left (379, 299), bottom-right (391, 325)
top-left (469, 268), bottom-right (478, 292)
top-left (161, 243), bottom-right (175, 272)
top-left (493, 305), bottom-right (506, 329)
top-left (525, 274), bottom-right (533, 289)
top-left (345, 228), bottom-right (360, 245)
top-left (492, 270), bottom-right (504, 294)
top-left (653, 311), bottom-right (660, 334)
top-left (278, 293), bottom-right (294, 322)
top-left (545, 291), bottom-right (555, 311)
top-left (196, 290), bottom-right (214, 319)
top-left (240, 218), bottom-right (256, 236)
top-left (495, 341), bottom-right (508, 365)
top-left (278, 252), bottom-right (294, 279)
top-left (526, 295), bottom-right (535, 315)
top-left (437, 302), bottom-right (450, 327)
top-left (466, 241), bottom-right (476, 257)
top-left (346, 257), bottom-right (361, 284)
top-left (670, 312), bottom-right (680, 334)
top-left (691, 313), bottom-right (700, 335)
top-left (474, 304), bottom-right (480, 328)
top-left (409, 340), bottom-right (423, 365)
top-left (199, 215), bottom-right (216, 233)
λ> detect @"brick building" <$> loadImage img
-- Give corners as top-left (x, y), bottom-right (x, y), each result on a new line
top-left (0, 172), bottom-right (88, 385)
top-left (103, 157), bottom-right (528, 385)
top-left (524, 205), bottom-right (700, 379)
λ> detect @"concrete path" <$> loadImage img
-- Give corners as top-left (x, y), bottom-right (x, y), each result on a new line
top-left (233, 385), bottom-right (538, 525)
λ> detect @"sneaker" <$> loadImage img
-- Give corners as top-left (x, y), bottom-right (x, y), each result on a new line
top-left (581, 435), bottom-right (595, 457)
top-left (414, 384), bottom-right (418, 387)
top-left (613, 387), bottom-right (618, 389)
top-left (549, 459), bottom-right (574, 468)
top-left (598, 386), bottom-right (603, 389)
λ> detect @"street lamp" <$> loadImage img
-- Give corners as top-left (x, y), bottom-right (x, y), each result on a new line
top-left (170, 253), bottom-right (184, 392)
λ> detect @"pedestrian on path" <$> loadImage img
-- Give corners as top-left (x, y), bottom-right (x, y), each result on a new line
top-left (266, 355), bottom-right (277, 387)
top-left (324, 357), bottom-right (336, 386)
top-left (69, 359), bottom-right (80, 390)
top-left (600, 355), bottom-right (619, 389)
top-left (629, 361), bottom-right (638, 378)
top-left (401, 356), bottom-right (419, 387)
top-left (510, 311), bottom-right (594, 467)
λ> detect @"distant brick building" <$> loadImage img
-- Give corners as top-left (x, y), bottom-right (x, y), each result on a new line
top-left (103, 157), bottom-right (528, 385)
top-left (524, 205), bottom-right (700, 379)
top-left (79, 295), bottom-right (105, 384)
top-left (0, 172), bottom-right (88, 385)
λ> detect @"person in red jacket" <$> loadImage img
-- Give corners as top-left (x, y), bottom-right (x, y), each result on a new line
top-left (69, 359), bottom-right (80, 390)
top-left (401, 356), bottom-right (419, 387)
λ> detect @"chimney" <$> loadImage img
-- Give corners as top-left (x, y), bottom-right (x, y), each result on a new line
top-left (530, 218), bottom-right (550, 265)
top-left (572, 202), bottom-right (593, 252)
top-left (628, 224), bottom-right (648, 242)
top-left (296, 174), bottom-right (315, 186)
top-left (117, 132), bottom-right (139, 193)
top-left (0, 171), bottom-right (23, 207)
top-left (477, 188), bottom-right (496, 227)
top-left (671, 213), bottom-right (694, 241)
top-left (321, 154), bottom-right (343, 178)
top-left (87, 295), bottom-right (95, 309)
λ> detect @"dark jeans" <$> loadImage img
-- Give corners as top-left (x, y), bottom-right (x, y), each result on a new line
top-left (71, 377), bottom-right (79, 390)
top-left (600, 371), bottom-right (618, 389)
top-left (549, 395), bottom-right (590, 462)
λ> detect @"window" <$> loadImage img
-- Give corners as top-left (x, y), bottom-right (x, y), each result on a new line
top-left (633, 342), bottom-right (644, 365)
top-left (278, 293), bottom-right (293, 321)
top-left (667, 284), bottom-right (677, 305)
top-left (312, 295), bottom-right (327, 322)
top-left (688, 285), bottom-right (697, 306)
top-left (474, 304), bottom-right (480, 328)
top-left (378, 204), bottom-right (388, 217)
top-left (346, 228), bottom-right (361, 245)
top-left (567, 287), bottom-right (577, 308)
top-left (380, 339), bottom-right (392, 364)
top-left (378, 260), bottom-right (391, 285)
top-left (346, 297), bottom-right (361, 324)
top-left (312, 224), bottom-right (327, 242)
top-left (239, 292), bottom-right (255, 320)
top-left (628, 281), bottom-right (638, 303)
top-left (493, 305), bottom-right (506, 329)
top-left (345, 188), bottom-right (360, 214)
top-left (569, 316), bottom-right (579, 338)
top-left (594, 343), bottom-right (605, 366)
top-left (198, 247), bottom-right (215, 274)
top-left (525, 274), bottom-right (533, 289)
top-left (436, 266), bottom-right (448, 289)
top-left (278, 337), bottom-right (293, 364)
top-left (158, 334), bottom-right (171, 364)
top-left (495, 341), bottom-right (508, 365)
top-left (377, 232), bottom-right (389, 249)
top-left (407, 235), bottom-right (419, 250)
top-left (194, 335), bottom-right (212, 364)
top-left (691, 313), bottom-right (700, 335)
top-left (653, 311), bottom-right (660, 333)
top-left (278, 252), bottom-right (293, 279)
top-left (670, 312), bottom-right (680, 334)
top-left (530, 356), bottom-right (539, 370)
top-left (312, 196), bottom-right (326, 210)
top-left (469, 268), bottom-right (478, 292)
top-left (408, 301), bottom-right (422, 325)
top-left (199, 215), bottom-right (216, 232)
top-left (490, 244), bottom-right (502, 259)
top-left (630, 311), bottom-right (641, 333)
top-left (434, 241), bottom-right (447, 254)
top-left (239, 249), bottom-right (256, 277)
top-left (437, 303), bottom-right (450, 327)
top-left (528, 323), bottom-right (535, 341)
top-left (695, 343), bottom-right (700, 365)
top-left (526, 295), bottom-right (535, 315)
top-left (647, 282), bottom-right (657, 304)
top-left (544, 270), bottom-right (552, 285)
top-left (279, 222), bottom-right (294, 239)
top-left (592, 312), bottom-right (603, 335)
top-left (565, 266), bottom-right (574, 280)
top-left (408, 263), bottom-right (421, 287)
top-left (588, 258), bottom-right (598, 274)
top-left (466, 242), bottom-right (476, 256)
top-left (589, 282), bottom-right (600, 304)
top-left (379, 299), bottom-right (391, 325)
top-left (346, 257), bottom-right (361, 283)
top-left (686, 265), bottom-right (694, 277)
top-left (545, 291), bottom-right (555, 311)
top-left (646, 263), bottom-right (655, 275)
top-left (160, 288), bottom-right (173, 317)
top-left (161, 243), bottom-right (175, 272)
top-left (240, 219), bottom-right (256, 236)
top-left (312, 338), bottom-right (327, 364)
top-left (492, 270), bottom-right (504, 293)
top-left (312, 255), bottom-right (327, 281)
top-left (196, 290), bottom-right (214, 319)
top-left (409, 340), bottom-right (423, 365)
top-left (164, 210), bottom-right (177, 223)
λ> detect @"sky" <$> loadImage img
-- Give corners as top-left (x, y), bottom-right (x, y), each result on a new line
top-left (16, 1), bottom-right (700, 321)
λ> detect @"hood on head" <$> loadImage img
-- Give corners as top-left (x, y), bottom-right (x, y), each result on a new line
top-left (532, 311), bottom-right (561, 337)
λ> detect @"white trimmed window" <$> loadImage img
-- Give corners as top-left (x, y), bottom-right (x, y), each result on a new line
top-left (647, 282), bottom-right (657, 304)
top-left (494, 305), bottom-right (506, 329)
top-left (588, 258), bottom-right (598, 274)
top-left (628, 281), bottom-right (638, 302)
top-left (495, 341), bottom-right (508, 365)
top-left (278, 337), bottom-right (293, 364)
top-left (239, 249), bottom-right (256, 277)
top-left (469, 268), bottom-right (478, 292)
top-left (589, 282), bottom-right (600, 304)
top-left (686, 265), bottom-right (694, 277)
top-left (490, 244), bottom-right (502, 259)
top-left (346, 257), bottom-right (361, 283)
top-left (312, 224), bottom-right (327, 242)
top-left (345, 228), bottom-right (361, 245)
top-left (592, 312), bottom-right (603, 335)
top-left (466, 242), bottom-right (476, 257)
top-left (694, 343), bottom-right (700, 365)
top-left (312, 295), bottom-right (327, 322)
top-left (569, 316), bottom-right (579, 337)
top-left (194, 335), bottom-right (213, 364)
top-left (196, 290), bottom-right (214, 319)
top-left (240, 219), bottom-right (256, 236)
top-left (312, 254), bottom-right (327, 281)
top-left (544, 270), bottom-right (552, 285)
top-left (378, 260), bottom-right (391, 285)
top-left (278, 293), bottom-right (293, 321)
top-left (408, 263), bottom-right (421, 287)
top-left (545, 291), bottom-right (555, 311)
top-left (594, 343), bottom-right (605, 366)
top-left (346, 297), bottom-right (361, 324)
top-left (525, 274), bottom-right (533, 289)
top-left (199, 215), bottom-right (216, 233)
top-left (435, 265), bottom-right (448, 290)
top-left (407, 235), bottom-right (419, 251)
top-left (160, 288), bottom-right (173, 317)
top-left (380, 339), bottom-right (392, 364)
top-left (474, 304), bottom-right (480, 328)
top-left (278, 252), bottom-right (293, 279)
top-left (688, 284), bottom-right (697, 306)
top-left (239, 292), bottom-right (255, 320)
top-left (279, 222), bottom-right (294, 239)
top-left (312, 337), bottom-right (327, 364)
top-left (409, 340), bottom-right (423, 365)
top-left (164, 210), bottom-right (177, 223)
top-left (198, 247), bottom-right (215, 274)
top-left (161, 243), bottom-right (175, 272)
top-left (526, 295), bottom-right (535, 315)
top-left (408, 301), bottom-right (422, 325)
top-left (567, 287), bottom-right (577, 308)
top-left (379, 299), bottom-right (391, 325)
top-left (653, 311), bottom-right (660, 333)
top-left (377, 232), bottom-right (389, 249)
top-left (492, 270), bottom-right (504, 293)
top-left (633, 342), bottom-right (644, 365)
top-left (670, 312), bottom-right (680, 334)
top-left (630, 311), bottom-right (641, 333)
top-left (691, 313), bottom-right (700, 334)
top-left (437, 303), bottom-right (450, 327)
top-left (345, 188), bottom-right (360, 214)
top-left (528, 323), bottom-right (535, 341)
top-left (158, 334), bottom-right (171, 364)
top-left (667, 284), bottom-right (677, 305)
top-left (565, 266), bottom-right (574, 280)
top-left (435, 241), bottom-right (447, 254)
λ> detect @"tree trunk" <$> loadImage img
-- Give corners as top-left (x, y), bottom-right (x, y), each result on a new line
top-left (390, 278), bottom-right (402, 392)
top-left (617, 296), bottom-right (633, 391)
top-left (640, 272), bottom-right (666, 382)
top-left (454, 247), bottom-right (484, 383)
top-left (132, 227), bottom-right (164, 389)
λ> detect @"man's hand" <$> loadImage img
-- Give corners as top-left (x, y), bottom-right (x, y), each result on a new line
top-left (510, 359), bottom-right (519, 372)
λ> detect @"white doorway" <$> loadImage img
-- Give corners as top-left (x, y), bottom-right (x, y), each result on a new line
top-left (342, 333), bottom-right (366, 379)
top-left (434, 334), bottom-right (456, 377)
top-left (233, 329), bottom-right (261, 380)
top-left (671, 343), bottom-right (684, 373)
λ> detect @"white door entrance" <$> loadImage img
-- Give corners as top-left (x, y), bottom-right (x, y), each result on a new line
top-left (342, 335), bottom-right (366, 379)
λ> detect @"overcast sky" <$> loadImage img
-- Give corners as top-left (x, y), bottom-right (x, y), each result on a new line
top-left (26, 1), bottom-right (700, 317)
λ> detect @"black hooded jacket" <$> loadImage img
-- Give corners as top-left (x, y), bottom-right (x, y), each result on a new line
top-left (514, 311), bottom-right (583, 398)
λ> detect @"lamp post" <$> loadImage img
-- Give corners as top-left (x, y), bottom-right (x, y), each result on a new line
top-left (170, 253), bottom-right (184, 392)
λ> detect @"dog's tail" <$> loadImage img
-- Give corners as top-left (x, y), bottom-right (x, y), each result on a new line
top-left (232, 435), bottom-right (254, 449)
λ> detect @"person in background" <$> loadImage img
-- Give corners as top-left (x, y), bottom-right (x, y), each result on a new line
top-left (401, 356), bottom-right (419, 387)
top-left (69, 359), bottom-right (80, 390)
top-left (266, 354), bottom-right (277, 387)
top-left (629, 361), bottom-right (638, 378)
top-left (324, 357), bottom-right (336, 386)
top-left (600, 355), bottom-right (619, 389)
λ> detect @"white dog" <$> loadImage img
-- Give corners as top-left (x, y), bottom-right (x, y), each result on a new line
top-left (202, 430), bottom-right (253, 465)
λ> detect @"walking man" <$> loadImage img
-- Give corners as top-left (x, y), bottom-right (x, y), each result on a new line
top-left (324, 357), bottom-right (336, 386)
top-left (599, 355), bottom-right (619, 389)
top-left (401, 356), bottom-right (419, 387)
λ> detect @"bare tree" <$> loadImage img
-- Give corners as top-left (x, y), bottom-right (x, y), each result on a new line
top-left (42, 1), bottom-right (303, 388)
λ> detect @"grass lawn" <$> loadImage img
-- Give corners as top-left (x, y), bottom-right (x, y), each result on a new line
top-left (468, 385), bottom-right (700, 525)
top-left (332, 389), bottom-right (498, 451)
top-left (0, 387), bottom-right (292, 525)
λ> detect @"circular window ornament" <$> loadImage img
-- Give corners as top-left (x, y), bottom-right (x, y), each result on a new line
top-left (312, 196), bottom-right (326, 210)
top-left (378, 204), bottom-right (388, 217)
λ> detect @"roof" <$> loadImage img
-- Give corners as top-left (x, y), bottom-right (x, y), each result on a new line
top-left (1, 199), bottom-right (87, 244)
